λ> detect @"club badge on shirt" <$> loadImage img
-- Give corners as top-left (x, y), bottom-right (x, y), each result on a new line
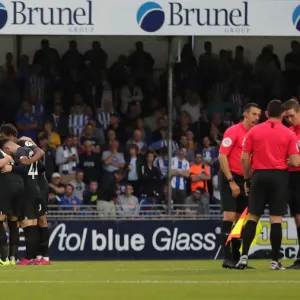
top-left (222, 137), bottom-right (232, 147)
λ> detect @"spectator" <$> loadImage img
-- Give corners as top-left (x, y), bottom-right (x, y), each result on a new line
top-left (48, 173), bottom-right (66, 196)
top-left (47, 103), bottom-right (69, 139)
top-left (99, 169), bottom-right (126, 218)
top-left (144, 108), bottom-right (163, 133)
top-left (56, 136), bottom-right (79, 183)
top-left (61, 40), bottom-right (84, 76)
top-left (136, 118), bottom-right (148, 142)
top-left (116, 183), bottom-right (139, 217)
top-left (38, 121), bottom-right (61, 149)
top-left (68, 103), bottom-right (89, 136)
top-left (48, 188), bottom-right (61, 211)
top-left (38, 135), bottom-right (56, 180)
top-left (184, 188), bottom-right (210, 215)
top-left (79, 140), bottom-right (102, 184)
top-left (171, 146), bottom-right (190, 207)
top-left (140, 150), bottom-right (161, 195)
top-left (181, 90), bottom-right (201, 123)
top-left (104, 129), bottom-right (124, 153)
top-left (60, 184), bottom-right (80, 211)
top-left (96, 91), bottom-right (115, 131)
top-left (201, 136), bottom-right (219, 175)
top-left (174, 112), bottom-right (193, 142)
top-left (83, 181), bottom-right (100, 208)
top-left (190, 152), bottom-right (211, 193)
top-left (152, 117), bottom-right (167, 142)
top-left (177, 135), bottom-right (194, 162)
top-left (126, 129), bottom-right (147, 154)
top-left (107, 113), bottom-right (123, 142)
top-left (212, 173), bottom-right (221, 206)
top-left (69, 170), bottom-right (85, 204)
top-left (101, 140), bottom-right (125, 186)
top-left (80, 123), bottom-right (101, 153)
top-left (120, 76), bottom-right (143, 115)
top-left (153, 147), bottom-right (168, 179)
top-left (125, 144), bottom-right (143, 197)
top-left (15, 101), bottom-right (38, 141)
top-left (186, 130), bottom-right (198, 150)
top-left (140, 192), bottom-right (159, 216)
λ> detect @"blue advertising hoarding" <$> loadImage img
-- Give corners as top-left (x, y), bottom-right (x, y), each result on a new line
top-left (32, 220), bottom-right (222, 260)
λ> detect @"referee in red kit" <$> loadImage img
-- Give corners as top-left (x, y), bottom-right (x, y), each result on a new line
top-left (218, 103), bottom-right (261, 269)
top-left (237, 100), bottom-right (300, 270)
top-left (283, 99), bottom-right (300, 269)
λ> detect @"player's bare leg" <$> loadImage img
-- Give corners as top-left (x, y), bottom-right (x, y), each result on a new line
top-left (37, 215), bottom-right (50, 265)
top-left (0, 214), bottom-right (9, 265)
top-left (17, 219), bottom-right (40, 265)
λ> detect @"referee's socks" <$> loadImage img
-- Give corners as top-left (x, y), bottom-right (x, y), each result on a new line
top-left (221, 221), bottom-right (233, 259)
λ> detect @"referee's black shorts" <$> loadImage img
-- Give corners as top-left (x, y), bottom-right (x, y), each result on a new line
top-left (288, 171), bottom-right (300, 216)
top-left (249, 169), bottom-right (289, 217)
top-left (219, 171), bottom-right (248, 214)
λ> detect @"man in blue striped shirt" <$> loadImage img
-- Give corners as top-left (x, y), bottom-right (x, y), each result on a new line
top-left (171, 146), bottom-right (190, 209)
top-left (68, 104), bottom-right (88, 136)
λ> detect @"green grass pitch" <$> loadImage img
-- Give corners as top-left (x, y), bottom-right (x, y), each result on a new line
top-left (0, 260), bottom-right (299, 299)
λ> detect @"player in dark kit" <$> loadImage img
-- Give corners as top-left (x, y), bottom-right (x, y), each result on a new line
top-left (283, 99), bottom-right (300, 269)
top-left (218, 103), bottom-right (261, 269)
top-left (0, 124), bottom-right (50, 265)
top-left (0, 150), bottom-right (23, 266)
top-left (0, 139), bottom-right (43, 265)
top-left (237, 100), bottom-right (300, 270)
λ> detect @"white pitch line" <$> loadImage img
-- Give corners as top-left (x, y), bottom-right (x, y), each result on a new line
top-left (0, 280), bottom-right (298, 284)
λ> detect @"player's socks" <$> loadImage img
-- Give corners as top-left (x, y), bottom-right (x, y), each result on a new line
top-left (270, 223), bottom-right (282, 262)
top-left (296, 226), bottom-right (300, 261)
top-left (241, 220), bottom-right (257, 256)
top-left (221, 220), bottom-right (233, 260)
top-left (38, 226), bottom-right (49, 259)
top-left (0, 221), bottom-right (8, 262)
top-left (23, 225), bottom-right (39, 260)
top-left (8, 221), bottom-right (19, 260)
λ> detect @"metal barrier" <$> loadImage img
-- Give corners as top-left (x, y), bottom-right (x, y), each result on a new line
top-left (47, 204), bottom-right (223, 220)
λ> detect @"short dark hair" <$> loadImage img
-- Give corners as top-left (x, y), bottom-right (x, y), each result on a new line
top-left (66, 184), bottom-right (74, 191)
top-left (0, 124), bottom-right (18, 137)
top-left (129, 144), bottom-right (139, 153)
top-left (243, 103), bottom-right (261, 112)
top-left (180, 145), bottom-right (188, 151)
top-left (267, 100), bottom-right (284, 118)
top-left (283, 99), bottom-right (300, 112)
top-left (0, 138), bottom-right (11, 149)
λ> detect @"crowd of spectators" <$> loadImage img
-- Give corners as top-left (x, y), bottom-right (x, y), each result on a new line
top-left (1, 38), bottom-right (300, 217)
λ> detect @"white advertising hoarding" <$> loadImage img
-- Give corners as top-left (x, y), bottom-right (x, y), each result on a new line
top-left (249, 218), bottom-right (299, 260)
top-left (0, 0), bottom-right (300, 36)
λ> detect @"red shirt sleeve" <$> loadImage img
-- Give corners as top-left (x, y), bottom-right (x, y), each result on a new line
top-left (219, 127), bottom-right (237, 155)
top-left (287, 133), bottom-right (299, 155)
top-left (242, 130), bottom-right (253, 153)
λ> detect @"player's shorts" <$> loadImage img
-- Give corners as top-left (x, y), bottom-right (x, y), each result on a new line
top-left (219, 171), bottom-right (248, 214)
top-left (19, 182), bottom-right (41, 221)
top-left (288, 171), bottom-right (300, 216)
top-left (38, 174), bottom-right (49, 216)
top-left (0, 180), bottom-right (24, 216)
top-left (249, 169), bottom-right (289, 217)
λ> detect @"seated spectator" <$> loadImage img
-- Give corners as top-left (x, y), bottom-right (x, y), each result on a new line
top-left (69, 170), bottom-right (85, 204)
top-left (140, 192), bottom-right (159, 216)
top-left (68, 103), bottom-right (88, 136)
top-left (125, 144), bottom-right (143, 197)
top-left (83, 181), bottom-right (100, 209)
top-left (15, 100), bottom-right (38, 142)
top-left (80, 123), bottom-right (100, 153)
top-left (126, 129), bottom-right (147, 154)
top-left (101, 140), bottom-right (125, 186)
top-left (48, 188), bottom-right (61, 211)
top-left (38, 121), bottom-right (61, 149)
top-left (190, 152), bottom-right (211, 193)
top-left (38, 135), bottom-right (56, 180)
top-left (184, 188), bottom-right (210, 215)
top-left (48, 173), bottom-right (65, 196)
top-left (116, 183), bottom-right (139, 217)
top-left (79, 140), bottom-right (102, 184)
top-left (60, 184), bottom-right (80, 211)
top-left (140, 150), bottom-right (161, 196)
top-left (56, 135), bottom-right (79, 183)
top-left (171, 146), bottom-right (190, 207)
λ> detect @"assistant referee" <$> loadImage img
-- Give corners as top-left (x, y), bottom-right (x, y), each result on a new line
top-left (237, 100), bottom-right (300, 270)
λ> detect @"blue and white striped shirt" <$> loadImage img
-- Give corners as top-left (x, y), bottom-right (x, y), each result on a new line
top-left (97, 111), bottom-right (111, 130)
top-left (68, 114), bottom-right (89, 136)
top-left (171, 157), bottom-right (190, 190)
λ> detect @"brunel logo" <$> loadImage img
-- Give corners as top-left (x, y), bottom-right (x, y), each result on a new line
top-left (0, 3), bottom-right (8, 30)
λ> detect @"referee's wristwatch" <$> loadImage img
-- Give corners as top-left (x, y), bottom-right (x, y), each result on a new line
top-left (228, 178), bottom-right (234, 183)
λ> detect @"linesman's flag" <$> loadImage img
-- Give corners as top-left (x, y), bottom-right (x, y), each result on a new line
top-left (226, 207), bottom-right (263, 250)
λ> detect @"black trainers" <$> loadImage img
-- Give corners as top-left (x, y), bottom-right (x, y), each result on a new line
top-left (270, 261), bottom-right (285, 270)
top-left (222, 259), bottom-right (237, 269)
top-left (286, 259), bottom-right (300, 270)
